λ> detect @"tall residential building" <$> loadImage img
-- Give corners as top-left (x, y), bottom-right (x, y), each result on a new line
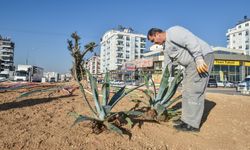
top-left (86, 54), bottom-right (100, 76)
top-left (100, 27), bottom-right (146, 73)
top-left (226, 16), bottom-right (250, 55)
top-left (0, 35), bottom-right (15, 73)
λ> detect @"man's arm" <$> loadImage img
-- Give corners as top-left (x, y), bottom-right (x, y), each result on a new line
top-left (163, 51), bottom-right (174, 77)
top-left (168, 26), bottom-right (208, 74)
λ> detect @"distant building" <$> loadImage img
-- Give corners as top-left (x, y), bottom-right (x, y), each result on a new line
top-left (0, 35), bottom-right (15, 74)
top-left (86, 54), bottom-right (101, 78)
top-left (100, 27), bottom-right (147, 74)
top-left (143, 45), bottom-right (250, 83)
top-left (43, 72), bottom-right (59, 82)
top-left (226, 16), bottom-right (250, 55)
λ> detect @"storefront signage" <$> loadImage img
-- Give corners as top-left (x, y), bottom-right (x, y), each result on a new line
top-left (214, 60), bottom-right (240, 66)
top-left (244, 62), bottom-right (250, 67)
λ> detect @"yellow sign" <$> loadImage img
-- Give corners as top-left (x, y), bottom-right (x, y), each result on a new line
top-left (214, 60), bottom-right (240, 66)
top-left (244, 62), bottom-right (250, 67)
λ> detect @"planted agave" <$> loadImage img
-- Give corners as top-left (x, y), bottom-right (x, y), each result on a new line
top-left (69, 70), bottom-right (145, 135)
top-left (132, 66), bottom-right (183, 121)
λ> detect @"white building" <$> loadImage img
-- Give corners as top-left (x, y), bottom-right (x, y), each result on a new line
top-left (0, 35), bottom-right (15, 74)
top-left (86, 54), bottom-right (100, 76)
top-left (226, 16), bottom-right (250, 55)
top-left (100, 27), bottom-right (147, 73)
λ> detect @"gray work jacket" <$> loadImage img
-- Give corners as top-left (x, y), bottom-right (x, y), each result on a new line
top-left (163, 26), bottom-right (213, 68)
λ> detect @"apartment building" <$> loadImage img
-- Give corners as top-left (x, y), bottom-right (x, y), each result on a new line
top-left (226, 16), bottom-right (250, 55)
top-left (86, 54), bottom-right (101, 77)
top-left (100, 27), bottom-right (146, 73)
top-left (0, 35), bottom-right (15, 74)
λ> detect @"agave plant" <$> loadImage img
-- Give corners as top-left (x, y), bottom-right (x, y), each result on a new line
top-left (67, 32), bottom-right (144, 135)
top-left (132, 66), bottom-right (183, 121)
top-left (69, 70), bottom-right (145, 135)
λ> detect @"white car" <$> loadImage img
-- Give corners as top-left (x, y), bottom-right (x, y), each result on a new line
top-left (224, 81), bottom-right (234, 88)
top-left (216, 81), bottom-right (225, 87)
top-left (0, 73), bottom-right (9, 82)
top-left (236, 76), bottom-right (250, 92)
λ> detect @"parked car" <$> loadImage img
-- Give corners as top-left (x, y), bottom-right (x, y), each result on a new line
top-left (216, 81), bottom-right (225, 87)
top-left (207, 78), bottom-right (217, 87)
top-left (236, 75), bottom-right (250, 92)
top-left (0, 73), bottom-right (9, 81)
top-left (224, 81), bottom-right (235, 88)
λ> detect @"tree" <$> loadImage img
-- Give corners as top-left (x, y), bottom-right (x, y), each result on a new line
top-left (67, 32), bottom-right (97, 81)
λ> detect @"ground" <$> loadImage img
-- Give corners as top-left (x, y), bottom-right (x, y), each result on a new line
top-left (0, 81), bottom-right (250, 150)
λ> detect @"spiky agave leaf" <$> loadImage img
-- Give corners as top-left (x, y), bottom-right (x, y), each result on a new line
top-left (68, 112), bottom-right (96, 127)
top-left (105, 86), bottom-right (126, 113)
top-left (105, 84), bottom-right (146, 114)
top-left (150, 78), bottom-right (157, 100)
top-left (86, 69), bottom-right (105, 120)
top-left (160, 69), bottom-right (183, 105)
top-left (102, 72), bottom-right (110, 106)
top-left (163, 94), bottom-right (182, 108)
top-left (104, 122), bottom-right (123, 135)
top-left (154, 67), bottom-right (170, 103)
top-left (125, 117), bottom-right (133, 128)
top-left (1, 83), bottom-right (37, 92)
top-left (17, 86), bottom-right (64, 98)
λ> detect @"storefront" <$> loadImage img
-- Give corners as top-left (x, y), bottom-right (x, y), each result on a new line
top-left (210, 54), bottom-right (250, 82)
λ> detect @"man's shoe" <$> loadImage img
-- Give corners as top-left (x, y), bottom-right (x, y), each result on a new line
top-left (172, 119), bottom-right (184, 125)
top-left (173, 122), bottom-right (200, 132)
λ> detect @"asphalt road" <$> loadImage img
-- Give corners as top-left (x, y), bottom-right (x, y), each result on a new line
top-left (177, 87), bottom-right (246, 96)
top-left (206, 87), bottom-right (242, 95)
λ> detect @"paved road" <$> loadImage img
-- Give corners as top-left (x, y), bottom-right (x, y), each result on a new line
top-left (177, 87), bottom-right (245, 96)
top-left (127, 85), bottom-right (248, 96)
top-left (206, 87), bottom-right (241, 95)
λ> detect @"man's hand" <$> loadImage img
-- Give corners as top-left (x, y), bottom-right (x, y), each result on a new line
top-left (195, 57), bottom-right (208, 74)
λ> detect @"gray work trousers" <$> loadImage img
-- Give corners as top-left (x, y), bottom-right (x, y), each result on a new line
top-left (181, 53), bottom-right (214, 128)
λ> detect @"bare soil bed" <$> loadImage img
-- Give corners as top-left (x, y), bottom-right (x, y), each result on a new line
top-left (0, 82), bottom-right (250, 150)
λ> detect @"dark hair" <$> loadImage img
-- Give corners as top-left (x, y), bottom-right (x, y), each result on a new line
top-left (147, 28), bottom-right (163, 40)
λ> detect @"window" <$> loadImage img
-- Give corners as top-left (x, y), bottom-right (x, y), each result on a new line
top-left (239, 46), bottom-right (242, 49)
top-left (246, 31), bottom-right (249, 36)
top-left (126, 42), bottom-right (130, 47)
top-left (126, 36), bottom-right (130, 41)
top-left (117, 41), bottom-right (123, 46)
top-left (140, 43), bottom-right (146, 48)
top-left (117, 53), bottom-right (123, 58)
top-left (117, 47), bottom-right (123, 52)
top-left (238, 32), bottom-right (242, 35)
top-left (246, 23), bottom-right (249, 27)
top-left (135, 43), bottom-right (139, 48)
top-left (246, 45), bottom-right (249, 50)
top-left (141, 38), bottom-right (146, 42)
top-left (117, 35), bottom-right (123, 39)
top-left (238, 25), bottom-right (241, 28)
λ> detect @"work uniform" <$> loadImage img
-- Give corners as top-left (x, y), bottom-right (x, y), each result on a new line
top-left (163, 26), bottom-right (214, 128)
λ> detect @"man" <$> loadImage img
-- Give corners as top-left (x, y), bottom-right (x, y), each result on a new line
top-left (147, 26), bottom-right (214, 132)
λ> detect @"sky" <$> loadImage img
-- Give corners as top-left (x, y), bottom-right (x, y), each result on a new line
top-left (0, 0), bottom-right (249, 73)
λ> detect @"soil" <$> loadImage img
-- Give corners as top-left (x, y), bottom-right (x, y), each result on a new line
top-left (0, 81), bottom-right (250, 150)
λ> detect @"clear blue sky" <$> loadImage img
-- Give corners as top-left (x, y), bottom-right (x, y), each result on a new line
top-left (1, 0), bottom-right (249, 73)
